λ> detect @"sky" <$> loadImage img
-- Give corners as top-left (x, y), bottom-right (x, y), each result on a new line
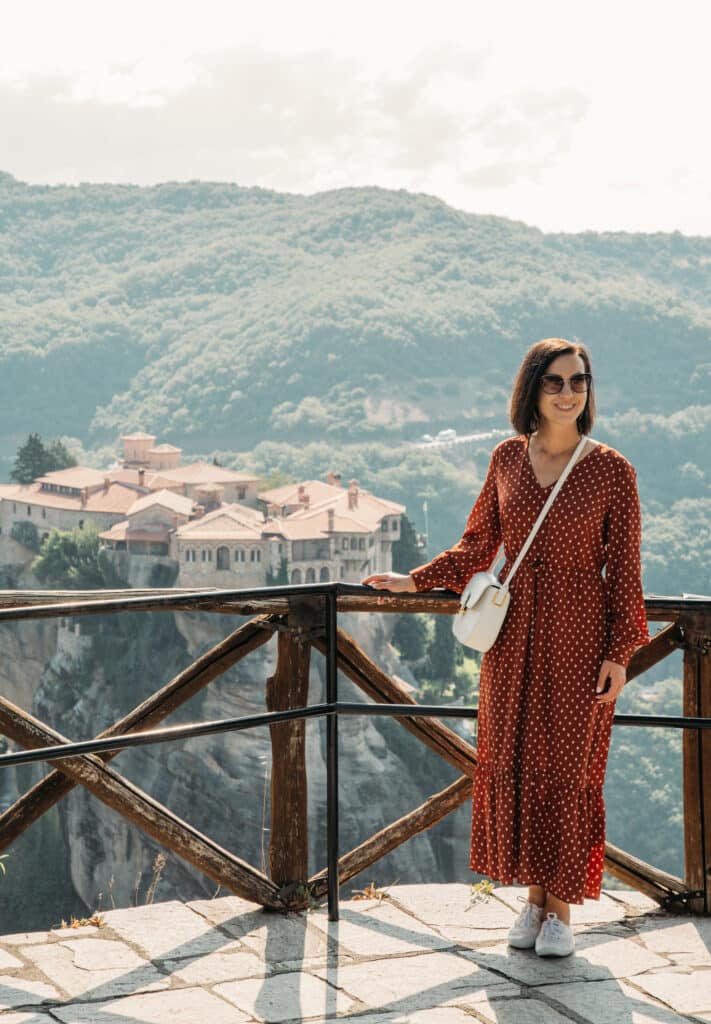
top-left (1, 0), bottom-right (710, 236)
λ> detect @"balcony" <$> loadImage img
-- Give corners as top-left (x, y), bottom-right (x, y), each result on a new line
top-left (0, 582), bottom-right (709, 1020)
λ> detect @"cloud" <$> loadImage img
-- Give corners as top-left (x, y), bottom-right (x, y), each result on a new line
top-left (0, 45), bottom-right (586, 197)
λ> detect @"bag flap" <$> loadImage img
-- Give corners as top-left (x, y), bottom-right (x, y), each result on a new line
top-left (460, 570), bottom-right (502, 610)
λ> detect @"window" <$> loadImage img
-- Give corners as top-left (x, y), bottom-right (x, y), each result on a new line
top-left (358, 538), bottom-right (365, 550)
top-left (250, 549), bottom-right (261, 562)
top-left (27, 506), bottom-right (31, 516)
top-left (42, 508), bottom-right (46, 519)
top-left (381, 520), bottom-right (388, 531)
top-left (350, 537), bottom-right (357, 550)
top-left (237, 487), bottom-right (246, 500)
top-left (306, 568), bottom-right (316, 583)
top-left (185, 551), bottom-right (190, 563)
top-left (216, 546), bottom-right (230, 571)
top-left (320, 567), bottom-right (330, 582)
top-left (235, 549), bottom-right (245, 562)
top-left (291, 568), bottom-right (302, 584)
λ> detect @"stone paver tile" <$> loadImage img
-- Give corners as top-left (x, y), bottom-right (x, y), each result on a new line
top-left (23, 939), bottom-right (167, 1000)
top-left (237, 912), bottom-right (329, 965)
top-left (168, 945), bottom-right (269, 985)
top-left (315, 950), bottom-right (516, 1013)
top-left (544, 977), bottom-right (696, 1023)
top-left (472, 994), bottom-right (575, 1023)
top-left (0, 976), bottom-right (60, 1010)
top-left (492, 885), bottom-right (625, 924)
top-left (215, 970), bottom-right (355, 1022)
top-left (469, 930), bottom-right (668, 986)
top-left (52, 925), bottom-right (107, 939)
top-left (0, 948), bottom-right (23, 969)
top-left (633, 917), bottom-right (711, 966)
top-left (630, 969), bottom-right (711, 1015)
top-left (389, 883), bottom-right (516, 941)
top-left (309, 899), bottom-right (452, 957)
top-left (317, 1009), bottom-right (503, 1024)
top-left (0, 932), bottom-right (52, 946)
top-left (101, 900), bottom-right (232, 960)
top-left (52, 986), bottom-right (252, 1022)
top-left (0, 1013), bottom-right (57, 1023)
top-left (186, 893), bottom-right (261, 925)
top-left (603, 889), bottom-right (661, 912)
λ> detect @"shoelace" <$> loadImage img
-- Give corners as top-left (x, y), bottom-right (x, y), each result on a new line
top-left (541, 912), bottom-right (568, 938)
top-left (514, 896), bottom-right (541, 928)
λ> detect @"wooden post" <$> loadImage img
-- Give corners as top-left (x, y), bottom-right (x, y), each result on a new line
top-left (265, 600), bottom-right (315, 898)
top-left (681, 610), bottom-right (711, 914)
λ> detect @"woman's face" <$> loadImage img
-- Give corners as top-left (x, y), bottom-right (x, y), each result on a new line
top-left (536, 352), bottom-right (589, 430)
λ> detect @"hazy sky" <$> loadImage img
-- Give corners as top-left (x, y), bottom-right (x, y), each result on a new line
top-left (2, 0), bottom-right (710, 235)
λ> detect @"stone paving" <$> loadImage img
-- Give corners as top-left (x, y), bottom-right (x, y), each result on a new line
top-left (0, 884), bottom-right (710, 1022)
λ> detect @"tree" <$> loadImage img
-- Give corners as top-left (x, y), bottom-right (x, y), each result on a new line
top-left (392, 515), bottom-right (423, 574)
top-left (392, 612), bottom-right (427, 664)
top-left (11, 433), bottom-right (77, 484)
top-left (10, 520), bottom-right (40, 552)
top-left (425, 613), bottom-right (457, 688)
top-left (32, 526), bottom-right (119, 589)
top-left (266, 555), bottom-right (289, 587)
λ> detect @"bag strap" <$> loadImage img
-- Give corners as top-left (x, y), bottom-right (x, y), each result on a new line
top-left (500, 435), bottom-right (593, 591)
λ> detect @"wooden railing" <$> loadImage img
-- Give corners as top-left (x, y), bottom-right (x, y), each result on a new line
top-left (0, 584), bottom-right (709, 918)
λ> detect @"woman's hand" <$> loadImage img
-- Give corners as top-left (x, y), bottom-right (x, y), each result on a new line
top-left (595, 660), bottom-right (626, 703)
top-left (361, 571), bottom-right (417, 593)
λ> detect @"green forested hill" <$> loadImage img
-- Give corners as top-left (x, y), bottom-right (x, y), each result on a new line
top-left (0, 171), bottom-right (708, 593)
top-left (1, 170), bottom-right (709, 453)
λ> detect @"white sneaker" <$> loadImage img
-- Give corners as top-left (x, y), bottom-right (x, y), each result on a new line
top-left (534, 911), bottom-right (575, 957)
top-left (507, 896), bottom-right (544, 949)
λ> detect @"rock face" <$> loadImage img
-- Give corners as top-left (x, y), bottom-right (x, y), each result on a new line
top-left (7, 605), bottom-right (471, 927)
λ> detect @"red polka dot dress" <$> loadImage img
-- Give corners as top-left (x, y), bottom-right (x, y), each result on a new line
top-left (410, 435), bottom-right (651, 904)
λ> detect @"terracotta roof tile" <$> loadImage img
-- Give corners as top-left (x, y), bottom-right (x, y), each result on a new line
top-left (37, 467), bottom-right (107, 489)
top-left (154, 462), bottom-right (258, 485)
top-left (127, 489), bottom-right (194, 518)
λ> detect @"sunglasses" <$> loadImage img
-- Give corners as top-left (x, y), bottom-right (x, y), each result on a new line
top-left (539, 372), bottom-right (592, 395)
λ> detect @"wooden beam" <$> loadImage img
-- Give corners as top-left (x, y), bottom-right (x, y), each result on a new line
top-left (266, 626), bottom-right (311, 893)
top-left (0, 695), bottom-right (281, 907)
top-left (681, 611), bottom-right (711, 914)
top-left (604, 839), bottom-right (687, 906)
top-left (312, 628), bottom-right (478, 778)
top-left (308, 776), bottom-right (471, 901)
top-left (0, 616), bottom-right (277, 853)
top-left (626, 621), bottom-right (684, 683)
top-left (0, 595), bottom-right (290, 621)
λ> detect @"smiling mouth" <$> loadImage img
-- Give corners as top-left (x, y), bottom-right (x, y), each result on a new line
top-left (555, 404), bottom-right (576, 411)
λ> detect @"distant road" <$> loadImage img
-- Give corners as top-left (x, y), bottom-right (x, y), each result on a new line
top-left (412, 428), bottom-right (511, 450)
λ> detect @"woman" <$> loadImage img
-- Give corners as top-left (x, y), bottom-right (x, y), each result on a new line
top-left (362, 338), bottom-right (650, 957)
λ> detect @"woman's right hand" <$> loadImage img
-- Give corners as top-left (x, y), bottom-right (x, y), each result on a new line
top-left (361, 571), bottom-right (417, 592)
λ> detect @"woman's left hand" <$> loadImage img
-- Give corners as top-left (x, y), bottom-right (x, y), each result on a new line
top-left (595, 660), bottom-right (626, 703)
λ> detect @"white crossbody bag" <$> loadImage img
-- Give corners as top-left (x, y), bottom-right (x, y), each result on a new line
top-left (452, 435), bottom-right (593, 653)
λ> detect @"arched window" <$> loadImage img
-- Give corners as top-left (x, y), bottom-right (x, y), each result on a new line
top-left (291, 568), bottom-right (302, 584)
top-left (306, 568), bottom-right (316, 583)
top-left (319, 567), bottom-right (330, 582)
top-left (216, 546), bottom-right (230, 571)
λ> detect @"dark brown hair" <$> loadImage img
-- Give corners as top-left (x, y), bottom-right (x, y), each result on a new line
top-left (509, 338), bottom-right (596, 436)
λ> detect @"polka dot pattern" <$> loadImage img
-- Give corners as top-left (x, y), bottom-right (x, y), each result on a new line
top-left (410, 435), bottom-right (651, 904)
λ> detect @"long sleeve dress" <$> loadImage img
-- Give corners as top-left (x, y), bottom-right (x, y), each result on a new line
top-left (410, 435), bottom-right (650, 904)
